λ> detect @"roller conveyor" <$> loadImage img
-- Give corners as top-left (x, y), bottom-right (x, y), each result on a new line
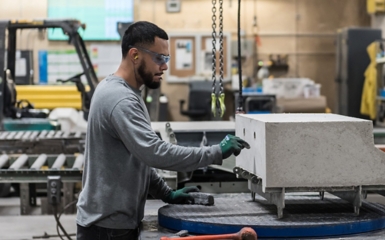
top-left (0, 151), bottom-right (84, 215)
top-left (0, 130), bottom-right (85, 154)
top-left (0, 153), bottom-right (84, 183)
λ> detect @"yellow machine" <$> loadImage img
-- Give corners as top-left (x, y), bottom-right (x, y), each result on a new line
top-left (15, 85), bottom-right (89, 110)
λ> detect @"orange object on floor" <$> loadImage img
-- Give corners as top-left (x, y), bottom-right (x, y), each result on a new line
top-left (160, 227), bottom-right (257, 240)
top-left (376, 144), bottom-right (385, 152)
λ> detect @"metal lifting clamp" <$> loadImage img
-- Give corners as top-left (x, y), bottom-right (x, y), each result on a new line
top-left (211, 92), bottom-right (225, 118)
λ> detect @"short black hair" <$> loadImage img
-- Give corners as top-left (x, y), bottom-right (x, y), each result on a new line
top-left (121, 21), bottom-right (169, 58)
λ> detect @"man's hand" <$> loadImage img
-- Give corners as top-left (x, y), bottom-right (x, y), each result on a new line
top-left (220, 134), bottom-right (250, 159)
top-left (163, 186), bottom-right (200, 204)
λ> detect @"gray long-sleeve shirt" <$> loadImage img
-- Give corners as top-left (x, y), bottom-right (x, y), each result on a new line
top-left (76, 75), bottom-right (222, 229)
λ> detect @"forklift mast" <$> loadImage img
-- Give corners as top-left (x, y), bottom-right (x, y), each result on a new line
top-left (0, 22), bottom-right (6, 125)
top-left (0, 19), bottom-right (99, 123)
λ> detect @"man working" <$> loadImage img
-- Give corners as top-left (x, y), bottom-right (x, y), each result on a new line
top-left (76, 21), bottom-right (249, 240)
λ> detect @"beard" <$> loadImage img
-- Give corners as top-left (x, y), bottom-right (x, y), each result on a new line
top-left (137, 59), bottom-right (161, 89)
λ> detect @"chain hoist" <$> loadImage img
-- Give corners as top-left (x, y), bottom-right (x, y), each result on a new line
top-left (236, 0), bottom-right (244, 114)
top-left (211, 0), bottom-right (225, 118)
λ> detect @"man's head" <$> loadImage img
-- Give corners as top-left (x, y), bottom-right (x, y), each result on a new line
top-left (121, 21), bottom-right (169, 89)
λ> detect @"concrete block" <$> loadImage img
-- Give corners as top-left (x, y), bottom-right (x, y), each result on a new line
top-left (235, 113), bottom-right (385, 191)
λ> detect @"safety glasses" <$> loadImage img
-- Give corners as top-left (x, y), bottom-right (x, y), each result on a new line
top-left (130, 45), bottom-right (170, 65)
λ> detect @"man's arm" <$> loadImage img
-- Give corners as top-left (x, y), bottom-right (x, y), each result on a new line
top-left (148, 168), bottom-right (172, 200)
top-left (148, 168), bottom-right (199, 204)
top-left (110, 98), bottom-right (222, 172)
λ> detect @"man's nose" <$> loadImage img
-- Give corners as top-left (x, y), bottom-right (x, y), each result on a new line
top-left (160, 62), bottom-right (168, 71)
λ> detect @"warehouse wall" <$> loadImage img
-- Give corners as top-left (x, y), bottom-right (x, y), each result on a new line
top-left (1, 0), bottom-right (370, 121)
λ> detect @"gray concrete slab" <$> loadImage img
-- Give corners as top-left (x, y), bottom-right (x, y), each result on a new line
top-left (235, 113), bottom-right (385, 190)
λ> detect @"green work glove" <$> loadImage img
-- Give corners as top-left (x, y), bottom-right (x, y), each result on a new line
top-left (163, 186), bottom-right (200, 204)
top-left (220, 134), bottom-right (250, 159)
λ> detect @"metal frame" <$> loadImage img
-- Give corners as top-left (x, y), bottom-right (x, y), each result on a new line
top-left (234, 166), bottom-right (385, 219)
top-left (0, 130), bottom-right (85, 154)
top-left (0, 153), bottom-right (83, 183)
top-left (5, 19), bottom-right (98, 91)
top-left (0, 153), bottom-right (83, 215)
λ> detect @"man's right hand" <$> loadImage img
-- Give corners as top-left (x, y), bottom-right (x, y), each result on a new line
top-left (219, 134), bottom-right (250, 159)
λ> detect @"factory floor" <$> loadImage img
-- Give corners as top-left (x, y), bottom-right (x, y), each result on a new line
top-left (2, 194), bottom-right (385, 240)
top-left (0, 196), bottom-right (172, 240)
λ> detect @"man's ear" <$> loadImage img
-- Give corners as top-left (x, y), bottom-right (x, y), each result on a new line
top-left (128, 48), bottom-right (139, 63)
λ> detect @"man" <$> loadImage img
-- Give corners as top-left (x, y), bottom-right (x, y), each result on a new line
top-left (76, 21), bottom-right (248, 240)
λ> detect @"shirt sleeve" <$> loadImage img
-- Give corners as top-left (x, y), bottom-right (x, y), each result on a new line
top-left (148, 168), bottom-right (172, 200)
top-left (110, 97), bottom-right (223, 172)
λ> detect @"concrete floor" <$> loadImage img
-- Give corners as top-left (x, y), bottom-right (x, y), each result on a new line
top-left (2, 193), bottom-right (385, 240)
top-left (0, 196), bottom-right (76, 240)
top-left (0, 197), bottom-right (169, 240)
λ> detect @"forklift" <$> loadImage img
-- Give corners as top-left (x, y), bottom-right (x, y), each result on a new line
top-left (0, 19), bottom-right (98, 198)
top-left (0, 19), bottom-right (99, 127)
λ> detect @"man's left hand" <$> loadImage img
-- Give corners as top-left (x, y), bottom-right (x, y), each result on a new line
top-left (163, 186), bottom-right (200, 204)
